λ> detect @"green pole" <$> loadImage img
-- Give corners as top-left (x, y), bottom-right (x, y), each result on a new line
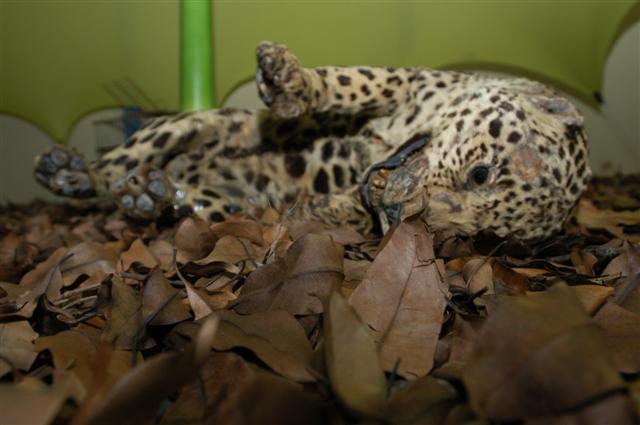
top-left (180, 0), bottom-right (213, 111)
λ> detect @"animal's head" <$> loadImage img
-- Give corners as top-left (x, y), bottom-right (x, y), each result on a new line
top-left (363, 78), bottom-right (591, 242)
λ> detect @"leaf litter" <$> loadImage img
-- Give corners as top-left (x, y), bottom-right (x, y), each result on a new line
top-left (0, 174), bottom-right (638, 424)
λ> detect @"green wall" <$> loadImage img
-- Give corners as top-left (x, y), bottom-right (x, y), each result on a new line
top-left (0, 0), bottom-right (637, 142)
top-left (0, 1), bottom-right (180, 142)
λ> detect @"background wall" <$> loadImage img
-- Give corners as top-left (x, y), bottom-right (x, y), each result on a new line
top-left (0, 1), bottom-right (638, 203)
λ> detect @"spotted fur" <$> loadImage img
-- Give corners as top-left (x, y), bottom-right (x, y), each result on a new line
top-left (34, 42), bottom-right (590, 241)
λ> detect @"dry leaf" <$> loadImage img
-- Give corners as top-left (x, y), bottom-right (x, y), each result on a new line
top-left (525, 393), bottom-right (636, 425)
top-left (81, 317), bottom-right (218, 425)
top-left (212, 309), bottom-right (316, 382)
top-left (571, 285), bottom-right (614, 315)
top-left (0, 247), bottom-right (68, 317)
top-left (35, 331), bottom-right (138, 398)
top-left (101, 275), bottom-right (152, 350)
top-left (211, 217), bottom-right (264, 245)
top-left (234, 233), bottom-right (344, 315)
top-left (349, 218), bottom-right (448, 378)
top-left (593, 301), bottom-right (640, 373)
top-left (386, 375), bottom-right (458, 424)
top-left (117, 238), bottom-right (158, 273)
top-left (0, 376), bottom-right (71, 425)
top-left (61, 241), bottom-right (118, 285)
top-left (570, 248), bottom-right (597, 276)
top-left (287, 220), bottom-right (365, 245)
top-left (464, 283), bottom-right (624, 420)
top-left (183, 280), bottom-right (214, 320)
top-left (142, 267), bottom-right (190, 325)
top-left (462, 258), bottom-right (493, 293)
top-left (603, 241), bottom-right (640, 313)
top-left (162, 352), bottom-right (256, 423)
top-left (199, 368), bottom-right (328, 425)
top-left (147, 239), bottom-right (174, 271)
top-left (491, 260), bottom-right (529, 295)
top-left (175, 216), bottom-right (217, 263)
top-left (0, 321), bottom-right (38, 376)
top-left (575, 199), bottom-right (640, 242)
top-left (194, 235), bottom-right (253, 266)
top-left (324, 288), bottom-right (386, 418)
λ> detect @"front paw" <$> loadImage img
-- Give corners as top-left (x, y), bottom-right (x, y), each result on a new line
top-left (34, 146), bottom-right (97, 198)
top-left (115, 165), bottom-right (175, 220)
top-left (256, 42), bottom-right (308, 119)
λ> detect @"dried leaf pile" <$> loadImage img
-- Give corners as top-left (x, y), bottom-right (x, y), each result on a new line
top-left (1, 175), bottom-right (639, 424)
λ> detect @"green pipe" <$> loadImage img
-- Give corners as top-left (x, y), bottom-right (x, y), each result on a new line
top-left (180, 0), bottom-right (213, 111)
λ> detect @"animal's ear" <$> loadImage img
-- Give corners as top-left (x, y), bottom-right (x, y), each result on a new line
top-left (531, 95), bottom-right (584, 126)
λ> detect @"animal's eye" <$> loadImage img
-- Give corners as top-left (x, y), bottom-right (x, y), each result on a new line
top-left (468, 165), bottom-right (490, 186)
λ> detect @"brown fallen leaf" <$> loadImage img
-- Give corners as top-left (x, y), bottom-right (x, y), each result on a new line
top-left (210, 216), bottom-right (264, 246)
top-left (101, 275), bottom-right (153, 350)
top-left (194, 235), bottom-right (254, 267)
top-left (386, 375), bottom-right (459, 424)
top-left (117, 238), bottom-right (158, 274)
top-left (0, 247), bottom-right (68, 318)
top-left (571, 284), bottom-right (614, 315)
top-left (324, 287), bottom-right (386, 418)
top-left (287, 220), bottom-right (366, 245)
top-left (212, 309), bottom-right (316, 382)
top-left (183, 280), bottom-right (214, 320)
top-left (147, 239), bottom-right (174, 271)
top-left (525, 393), bottom-right (637, 425)
top-left (570, 248), bottom-right (597, 276)
top-left (262, 221), bottom-right (293, 262)
top-left (234, 233), bottom-right (344, 315)
top-left (349, 218), bottom-right (448, 378)
top-left (224, 368), bottom-right (328, 425)
top-left (462, 257), bottom-right (494, 293)
top-left (0, 375), bottom-right (72, 425)
top-left (35, 330), bottom-right (139, 397)
top-left (464, 283), bottom-right (624, 420)
top-left (161, 352), bottom-right (256, 423)
top-left (142, 267), bottom-right (190, 325)
top-left (593, 301), bottom-right (640, 373)
top-left (603, 241), bottom-right (640, 313)
top-left (78, 317), bottom-right (218, 425)
top-left (175, 216), bottom-right (217, 263)
top-left (575, 199), bottom-right (640, 242)
top-left (491, 260), bottom-right (529, 295)
top-left (61, 241), bottom-right (118, 285)
top-left (0, 320), bottom-right (38, 376)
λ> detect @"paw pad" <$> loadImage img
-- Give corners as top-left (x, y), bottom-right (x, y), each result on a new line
top-left (115, 165), bottom-right (175, 220)
top-left (34, 146), bottom-right (96, 198)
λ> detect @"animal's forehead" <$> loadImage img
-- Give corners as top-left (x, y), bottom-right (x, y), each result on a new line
top-left (426, 108), bottom-right (529, 160)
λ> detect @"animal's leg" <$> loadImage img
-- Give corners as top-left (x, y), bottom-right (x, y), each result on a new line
top-left (256, 42), bottom-right (415, 118)
top-left (34, 108), bottom-right (266, 200)
top-left (113, 155), bottom-right (254, 222)
top-left (294, 188), bottom-right (373, 231)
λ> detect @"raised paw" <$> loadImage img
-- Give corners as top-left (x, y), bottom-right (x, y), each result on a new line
top-left (114, 165), bottom-right (176, 220)
top-left (256, 41), bottom-right (309, 118)
top-left (34, 146), bottom-right (97, 198)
